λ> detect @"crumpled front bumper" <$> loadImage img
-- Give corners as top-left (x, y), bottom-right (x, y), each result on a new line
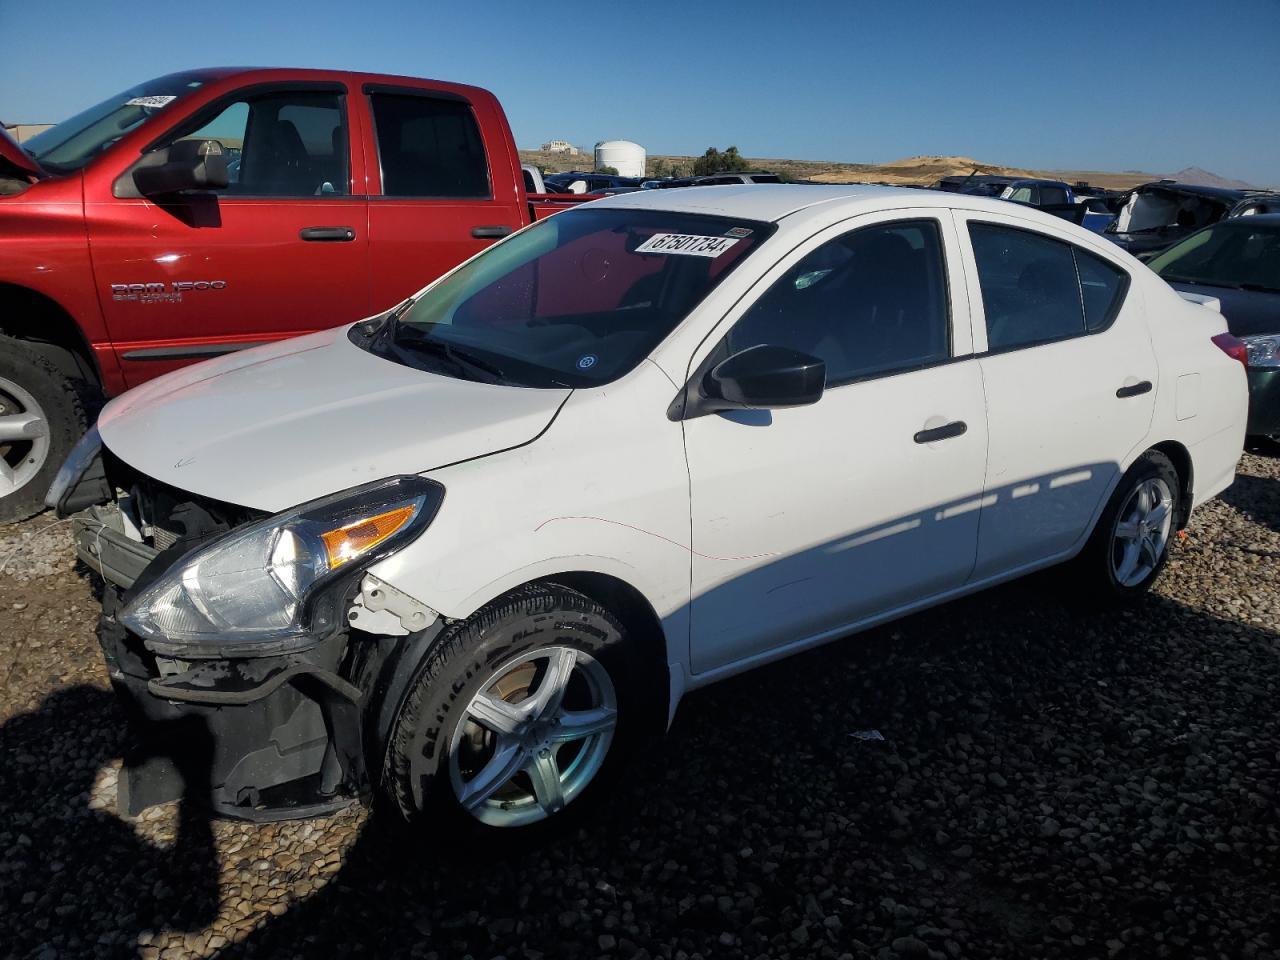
top-left (78, 511), bottom-right (372, 821)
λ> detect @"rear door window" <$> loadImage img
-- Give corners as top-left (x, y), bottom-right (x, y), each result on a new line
top-left (968, 222), bottom-right (1130, 350)
top-left (370, 93), bottom-right (490, 198)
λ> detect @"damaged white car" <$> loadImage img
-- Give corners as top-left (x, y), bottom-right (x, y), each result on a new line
top-left (51, 185), bottom-right (1249, 836)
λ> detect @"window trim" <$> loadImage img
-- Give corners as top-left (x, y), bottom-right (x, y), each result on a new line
top-left (364, 84), bottom-right (494, 202)
top-left (965, 218), bottom-right (1132, 358)
top-left (727, 216), bottom-right (957, 392)
top-left (115, 81), bottom-right (353, 201)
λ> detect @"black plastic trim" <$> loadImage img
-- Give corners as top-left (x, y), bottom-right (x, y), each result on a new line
top-left (914, 420), bottom-right (968, 443)
top-left (122, 341), bottom-right (260, 361)
top-left (1116, 380), bottom-right (1153, 398)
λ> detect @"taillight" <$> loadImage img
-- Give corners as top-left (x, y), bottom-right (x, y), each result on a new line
top-left (1211, 333), bottom-right (1249, 368)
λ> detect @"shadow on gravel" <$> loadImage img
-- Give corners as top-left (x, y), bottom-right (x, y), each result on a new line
top-left (0, 685), bottom-right (220, 960)
top-left (211, 575), bottom-right (1280, 959)
top-left (1219, 472), bottom-right (1280, 534)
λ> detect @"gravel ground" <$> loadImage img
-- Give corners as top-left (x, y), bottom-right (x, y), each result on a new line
top-left (1, 451), bottom-right (1278, 960)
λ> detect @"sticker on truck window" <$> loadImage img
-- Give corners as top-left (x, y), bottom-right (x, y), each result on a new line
top-left (125, 96), bottom-right (177, 109)
top-left (634, 233), bottom-right (741, 258)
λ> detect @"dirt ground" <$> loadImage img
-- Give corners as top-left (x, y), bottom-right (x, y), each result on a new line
top-left (1, 450), bottom-right (1278, 959)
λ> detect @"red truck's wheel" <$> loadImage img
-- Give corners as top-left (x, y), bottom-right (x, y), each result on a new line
top-left (0, 336), bottom-right (89, 524)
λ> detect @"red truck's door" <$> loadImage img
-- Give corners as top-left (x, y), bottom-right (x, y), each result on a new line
top-left (358, 83), bottom-right (525, 312)
top-left (84, 83), bottom-right (370, 386)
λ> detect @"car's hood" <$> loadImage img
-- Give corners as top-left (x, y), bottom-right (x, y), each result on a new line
top-left (97, 326), bottom-right (571, 511)
top-left (1168, 282), bottom-right (1280, 338)
top-left (0, 127), bottom-right (46, 179)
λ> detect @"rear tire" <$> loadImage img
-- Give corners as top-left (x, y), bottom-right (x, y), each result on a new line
top-left (385, 583), bottom-right (646, 844)
top-left (0, 336), bottom-right (90, 524)
top-left (1074, 450), bottom-right (1181, 601)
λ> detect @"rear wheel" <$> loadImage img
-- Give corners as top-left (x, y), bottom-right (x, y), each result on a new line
top-left (386, 583), bottom-right (644, 841)
top-left (0, 337), bottom-right (89, 524)
top-left (1075, 450), bottom-right (1180, 600)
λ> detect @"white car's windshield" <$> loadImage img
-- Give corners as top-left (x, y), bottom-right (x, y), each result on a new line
top-left (373, 207), bottom-right (774, 388)
top-left (21, 72), bottom-right (207, 174)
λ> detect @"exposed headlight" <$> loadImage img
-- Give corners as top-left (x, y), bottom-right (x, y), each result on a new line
top-left (1242, 334), bottom-right (1280, 368)
top-left (120, 476), bottom-right (443, 656)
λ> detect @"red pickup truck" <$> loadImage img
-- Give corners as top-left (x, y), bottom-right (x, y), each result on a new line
top-left (0, 67), bottom-right (584, 521)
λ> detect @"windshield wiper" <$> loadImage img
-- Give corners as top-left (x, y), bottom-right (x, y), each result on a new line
top-left (391, 328), bottom-right (509, 382)
top-left (1239, 282), bottom-right (1280, 294)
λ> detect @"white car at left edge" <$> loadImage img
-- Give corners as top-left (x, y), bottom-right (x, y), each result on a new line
top-left (49, 184), bottom-right (1248, 840)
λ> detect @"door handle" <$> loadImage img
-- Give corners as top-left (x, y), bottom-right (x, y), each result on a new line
top-left (299, 226), bottom-right (356, 242)
top-left (914, 420), bottom-right (967, 444)
top-left (1116, 380), bottom-right (1153, 399)
top-left (472, 225), bottom-right (514, 239)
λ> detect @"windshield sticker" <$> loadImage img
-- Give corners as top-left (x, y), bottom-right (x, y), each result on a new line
top-left (724, 226), bottom-right (754, 238)
top-left (576, 354), bottom-right (598, 370)
top-left (125, 95), bottom-right (177, 109)
top-left (635, 233), bottom-right (741, 258)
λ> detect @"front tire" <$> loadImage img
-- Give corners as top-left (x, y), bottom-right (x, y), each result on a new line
top-left (1076, 450), bottom-right (1181, 601)
top-left (0, 336), bottom-right (90, 524)
top-left (385, 583), bottom-right (643, 841)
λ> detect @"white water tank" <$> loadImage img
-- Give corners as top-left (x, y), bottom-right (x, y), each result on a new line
top-left (594, 140), bottom-right (646, 178)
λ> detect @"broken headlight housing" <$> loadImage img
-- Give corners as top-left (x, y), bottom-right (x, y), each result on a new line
top-left (1242, 334), bottom-right (1280, 368)
top-left (120, 476), bottom-right (443, 657)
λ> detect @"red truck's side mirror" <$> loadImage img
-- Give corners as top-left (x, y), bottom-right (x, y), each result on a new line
top-left (133, 139), bottom-right (230, 196)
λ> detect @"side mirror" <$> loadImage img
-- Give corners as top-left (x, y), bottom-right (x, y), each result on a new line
top-left (567, 179), bottom-right (588, 194)
top-left (133, 139), bottom-right (229, 196)
top-left (699, 344), bottom-right (825, 414)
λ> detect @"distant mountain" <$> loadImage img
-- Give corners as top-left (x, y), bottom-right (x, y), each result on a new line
top-left (1165, 166), bottom-right (1255, 189)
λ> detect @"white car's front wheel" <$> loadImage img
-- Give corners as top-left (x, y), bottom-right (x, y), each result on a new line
top-left (386, 583), bottom-right (641, 840)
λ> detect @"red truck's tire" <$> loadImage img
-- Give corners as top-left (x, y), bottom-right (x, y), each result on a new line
top-left (0, 336), bottom-right (89, 524)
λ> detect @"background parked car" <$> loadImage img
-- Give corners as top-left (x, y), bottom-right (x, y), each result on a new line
top-left (0, 67), bottom-right (590, 523)
top-left (1148, 214), bottom-right (1280, 441)
top-left (1105, 181), bottom-right (1280, 259)
top-left (544, 171), bottom-right (642, 193)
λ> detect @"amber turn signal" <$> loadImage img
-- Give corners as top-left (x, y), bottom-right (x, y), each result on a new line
top-left (320, 504), bottom-right (418, 570)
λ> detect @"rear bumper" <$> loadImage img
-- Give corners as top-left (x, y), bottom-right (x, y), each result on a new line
top-left (1246, 367), bottom-right (1280, 437)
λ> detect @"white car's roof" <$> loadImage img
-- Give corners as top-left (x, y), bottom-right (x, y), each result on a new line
top-left (590, 183), bottom-right (935, 222)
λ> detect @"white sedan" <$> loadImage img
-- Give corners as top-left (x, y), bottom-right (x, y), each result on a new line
top-left (53, 185), bottom-right (1248, 836)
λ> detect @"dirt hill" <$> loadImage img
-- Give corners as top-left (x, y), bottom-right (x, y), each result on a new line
top-left (517, 149), bottom-right (1163, 190)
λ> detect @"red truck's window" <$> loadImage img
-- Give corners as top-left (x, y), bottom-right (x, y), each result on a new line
top-left (163, 91), bottom-right (349, 197)
top-left (369, 94), bottom-right (490, 199)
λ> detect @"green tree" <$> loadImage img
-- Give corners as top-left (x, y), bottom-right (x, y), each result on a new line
top-left (595, 165), bottom-right (619, 176)
top-left (692, 145), bottom-right (750, 176)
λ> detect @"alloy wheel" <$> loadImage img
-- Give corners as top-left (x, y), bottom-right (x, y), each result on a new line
top-left (1110, 477), bottom-right (1174, 588)
top-left (0, 376), bottom-right (51, 499)
top-left (448, 646), bottom-right (617, 827)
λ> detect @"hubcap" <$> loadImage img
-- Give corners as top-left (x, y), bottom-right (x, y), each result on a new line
top-left (0, 376), bottom-right (51, 498)
top-left (448, 646), bottom-right (617, 827)
top-left (1111, 477), bottom-right (1174, 587)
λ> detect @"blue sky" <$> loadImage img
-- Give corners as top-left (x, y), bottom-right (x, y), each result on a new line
top-left (3, 0), bottom-right (1278, 185)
